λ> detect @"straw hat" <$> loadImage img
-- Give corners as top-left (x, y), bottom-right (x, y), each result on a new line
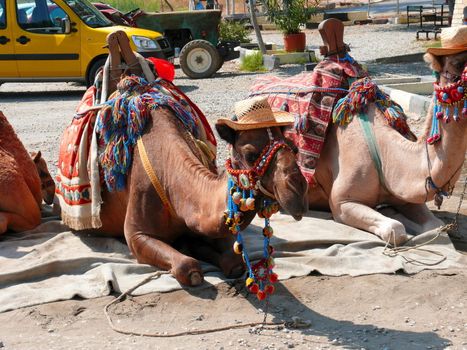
top-left (217, 96), bottom-right (294, 130)
top-left (426, 26), bottom-right (467, 56)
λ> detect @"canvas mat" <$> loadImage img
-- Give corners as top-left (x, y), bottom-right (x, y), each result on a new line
top-left (1, 212), bottom-right (466, 313)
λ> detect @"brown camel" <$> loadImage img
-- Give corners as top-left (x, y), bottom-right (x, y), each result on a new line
top-left (59, 31), bottom-right (308, 286)
top-left (305, 25), bottom-right (467, 245)
top-left (0, 111), bottom-right (55, 234)
top-left (92, 100), bottom-right (308, 286)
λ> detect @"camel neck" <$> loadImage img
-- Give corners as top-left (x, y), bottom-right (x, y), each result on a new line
top-left (375, 101), bottom-right (466, 203)
top-left (422, 104), bottom-right (467, 197)
top-left (154, 114), bottom-right (257, 236)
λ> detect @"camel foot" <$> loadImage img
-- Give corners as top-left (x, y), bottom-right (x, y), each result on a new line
top-left (172, 256), bottom-right (204, 286)
top-left (219, 251), bottom-right (245, 279)
top-left (189, 271), bottom-right (203, 286)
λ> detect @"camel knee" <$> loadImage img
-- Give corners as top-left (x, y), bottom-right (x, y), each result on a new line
top-left (375, 220), bottom-right (409, 246)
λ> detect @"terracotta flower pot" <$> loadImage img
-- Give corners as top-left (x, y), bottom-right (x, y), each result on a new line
top-left (283, 32), bottom-right (306, 52)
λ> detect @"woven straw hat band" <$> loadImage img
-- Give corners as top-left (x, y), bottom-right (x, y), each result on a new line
top-left (234, 96), bottom-right (277, 124)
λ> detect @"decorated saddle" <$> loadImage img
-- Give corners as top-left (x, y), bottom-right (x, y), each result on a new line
top-left (249, 56), bottom-right (367, 186)
top-left (56, 76), bottom-right (217, 230)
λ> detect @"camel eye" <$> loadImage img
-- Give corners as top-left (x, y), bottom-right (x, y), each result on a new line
top-left (245, 152), bottom-right (259, 163)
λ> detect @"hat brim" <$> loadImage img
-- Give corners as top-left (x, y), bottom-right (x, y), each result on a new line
top-left (426, 46), bottom-right (467, 56)
top-left (217, 111), bottom-right (295, 130)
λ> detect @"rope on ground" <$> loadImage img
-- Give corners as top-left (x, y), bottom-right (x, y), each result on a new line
top-left (382, 227), bottom-right (448, 266)
top-left (104, 271), bottom-right (283, 337)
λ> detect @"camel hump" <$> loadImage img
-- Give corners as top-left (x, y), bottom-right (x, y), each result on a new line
top-left (318, 18), bottom-right (346, 58)
top-left (0, 111), bottom-right (42, 206)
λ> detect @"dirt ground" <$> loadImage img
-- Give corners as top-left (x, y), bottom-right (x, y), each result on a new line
top-left (1, 61), bottom-right (467, 349)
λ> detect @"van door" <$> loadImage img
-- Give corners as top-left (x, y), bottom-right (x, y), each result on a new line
top-left (0, 0), bottom-right (19, 77)
top-left (12, 0), bottom-right (81, 78)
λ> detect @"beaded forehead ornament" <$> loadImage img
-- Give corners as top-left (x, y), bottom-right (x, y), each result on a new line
top-left (224, 132), bottom-right (290, 300)
top-left (428, 65), bottom-right (467, 144)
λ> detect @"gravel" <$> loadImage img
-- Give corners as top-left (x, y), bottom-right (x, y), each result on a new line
top-left (0, 23), bottom-right (433, 174)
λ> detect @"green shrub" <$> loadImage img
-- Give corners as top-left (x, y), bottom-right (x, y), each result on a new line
top-left (103, 0), bottom-right (160, 13)
top-left (240, 51), bottom-right (266, 72)
top-left (219, 20), bottom-right (252, 43)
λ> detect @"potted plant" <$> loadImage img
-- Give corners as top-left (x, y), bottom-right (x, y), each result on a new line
top-left (265, 0), bottom-right (310, 52)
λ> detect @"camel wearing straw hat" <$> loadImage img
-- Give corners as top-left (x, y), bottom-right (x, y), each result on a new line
top-left (56, 31), bottom-right (308, 287)
top-left (0, 112), bottom-right (55, 234)
top-left (91, 94), bottom-right (308, 286)
top-left (304, 24), bottom-right (467, 245)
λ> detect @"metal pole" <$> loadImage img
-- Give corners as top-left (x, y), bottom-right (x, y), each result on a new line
top-left (367, 0), bottom-right (371, 18)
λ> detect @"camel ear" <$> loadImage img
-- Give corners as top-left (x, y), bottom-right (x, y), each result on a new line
top-left (424, 53), bottom-right (443, 73)
top-left (215, 122), bottom-right (236, 144)
top-left (32, 151), bottom-right (42, 163)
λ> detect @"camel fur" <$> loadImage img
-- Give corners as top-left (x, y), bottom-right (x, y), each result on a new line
top-left (0, 111), bottom-right (54, 233)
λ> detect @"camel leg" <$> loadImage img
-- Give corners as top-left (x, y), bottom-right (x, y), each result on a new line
top-left (0, 212), bottom-right (40, 234)
top-left (125, 229), bottom-right (204, 286)
top-left (214, 237), bottom-right (245, 278)
top-left (0, 175), bottom-right (41, 234)
top-left (185, 235), bottom-right (245, 278)
top-left (394, 203), bottom-right (445, 233)
top-left (123, 170), bottom-right (204, 286)
top-left (331, 201), bottom-right (410, 245)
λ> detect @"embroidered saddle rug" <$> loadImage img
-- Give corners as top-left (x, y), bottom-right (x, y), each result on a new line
top-left (249, 57), bottom-right (367, 186)
top-left (56, 76), bottom-right (217, 230)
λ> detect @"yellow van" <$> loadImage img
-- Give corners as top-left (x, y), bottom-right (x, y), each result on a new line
top-left (0, 0), bottom-right (173, 85)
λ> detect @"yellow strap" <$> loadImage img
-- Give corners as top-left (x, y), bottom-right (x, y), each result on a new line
top-left (137, 138), bottom-right (177, 218)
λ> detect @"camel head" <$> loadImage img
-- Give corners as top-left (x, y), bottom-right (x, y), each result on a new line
top-left (30, 151), bottom-right (55, 205)
top-left (216, 118), bottom-right (308, 221)
top-left (424, 51), bottom-right (467, 87)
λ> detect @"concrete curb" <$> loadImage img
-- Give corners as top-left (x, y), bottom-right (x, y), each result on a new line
top-left (380, 85), bottom-right (432, 119)
top-left (370, 52), bottom-right (425, 64)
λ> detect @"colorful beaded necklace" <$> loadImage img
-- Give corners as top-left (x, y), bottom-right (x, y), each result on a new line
top-left (428, 65), bottom-right (467, 144)
top-left (224, 134), bottom-right (290, 300)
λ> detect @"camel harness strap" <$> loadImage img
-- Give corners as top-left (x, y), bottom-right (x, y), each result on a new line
top-left (137, 137), bottom-right (177, 218)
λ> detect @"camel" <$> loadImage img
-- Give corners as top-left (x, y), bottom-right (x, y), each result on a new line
top-left (0, 111), bottom-right (55, 234)
top-left (297, 23), bottom-right (466, 245)
top-left (58, 31), bottom-right (308, 287)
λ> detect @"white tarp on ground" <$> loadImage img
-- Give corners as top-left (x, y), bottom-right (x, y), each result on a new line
top-left (1, 211), bottom-right (466, 313)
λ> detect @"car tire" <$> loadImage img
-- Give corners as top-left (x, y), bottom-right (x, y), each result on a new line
top-left (179, 40), bottom-right (221, 79)
top-left (86, 57), bottom-right (107, 87)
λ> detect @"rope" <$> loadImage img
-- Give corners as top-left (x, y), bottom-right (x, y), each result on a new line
top-left (382, 226), bottom-right (449, 266)
top-left (104, 271), bottom-right (283, 337)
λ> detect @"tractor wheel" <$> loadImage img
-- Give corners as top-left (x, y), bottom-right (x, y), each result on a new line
top-left (179, 40), bottom-right (221, 79)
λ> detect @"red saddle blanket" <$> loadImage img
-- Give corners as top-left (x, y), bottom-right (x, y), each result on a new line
top-left (249, 58), bottom-right (367, 186)
top-left (56, 79), bottom-right (217, 230)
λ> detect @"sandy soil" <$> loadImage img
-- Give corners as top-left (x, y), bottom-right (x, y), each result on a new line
top-left (1, 59), bottom-right (466, 349)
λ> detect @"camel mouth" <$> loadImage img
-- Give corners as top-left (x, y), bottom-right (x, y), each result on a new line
top-left (273, 182), bottom-right (308, 220)
top-left (292, 214), bottom-right (303, 221)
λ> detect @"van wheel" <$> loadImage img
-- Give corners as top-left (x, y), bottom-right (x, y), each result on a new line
top-left (179, 40), bottom-right (221, 79)
top-left (87, 57), bottom-right (107, 87)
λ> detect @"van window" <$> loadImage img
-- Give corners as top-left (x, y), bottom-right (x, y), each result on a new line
top-left (62, 0), bottom-right (111, 28)
top-left (16, 0), bottom-right (68, 33)
top-left (0, 0), bottom-right (6, 29)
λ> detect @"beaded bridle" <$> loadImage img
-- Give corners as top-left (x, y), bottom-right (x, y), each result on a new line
top-left (224, 128), bottom-right (292, 301)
